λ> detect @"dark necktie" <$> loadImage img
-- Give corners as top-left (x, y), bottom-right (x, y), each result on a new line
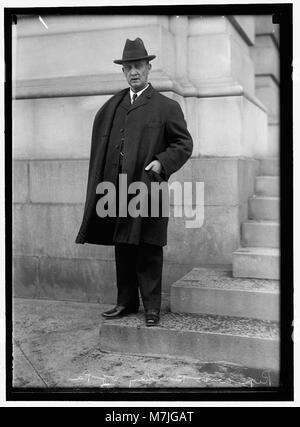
top-left (132, 93), bottom-right (138, 104)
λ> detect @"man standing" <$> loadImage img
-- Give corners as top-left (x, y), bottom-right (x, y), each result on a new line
top-left (76, 38), bottom-right (193, 326)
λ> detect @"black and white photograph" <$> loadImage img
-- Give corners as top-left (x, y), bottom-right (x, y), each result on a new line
top-left (3, 1), bottom-right (295, 405)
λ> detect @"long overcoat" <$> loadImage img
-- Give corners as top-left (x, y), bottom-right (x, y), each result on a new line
top-left (75, 84), bottom-right (193, 247)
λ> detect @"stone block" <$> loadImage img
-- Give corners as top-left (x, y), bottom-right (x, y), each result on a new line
top-left (259, 157), bottom-right (279, 176)
top-left (99, 315), bottom-right (280, 370)
top-left (21, 257), bottom-right (194, 305)
top-left (13, 202), bottom-right (239, 266)
top-left (13, 256), bottom-right (39, 298)
top-left (189, 33), bottom-right (231, 82)
top-left (255, 176), bottom-right (279, 197)
top-left (170, 158), bottom-right (239, 206)
top-left (12, 98), bottom-right (34, 158)
top-left (255, 15), bottom-right (279, 44)
top-left (13, 160), bottom-right (29, 203)
top-left (230, 15), bottom-right (255, 45)
top-left (38, 257), bottom-right (116, 303)
top-left (12, 255), bottom-right (194, 305)
top-left (230, 31), bottom-right (255, 94)
top-left (166, 205), bottom-right (240, 265)
top-left (238, 158), bottom-right (260, 204)
top-left (241, 95), bottom-right (268, 158)
top-left (268, 124), bottom-right (280, 157)
top-left (233, 158), bottom-right (259, 205)
top-left (16, 15), bottom-right (169, 38)
top-left (255, 75), bottom-right (279, 120)
top-left (248, 196), bottom-right (279, 221)
top-left (233, 247), bottom-right (280, 280)
top-left (194, 95), bottom-right (267, 157)
top-left (171, 267), bottom-right (279, 321)
top-left (184, 96), bottom-right (199, 155)
top-left (14, 22), bottom-right (176, 99)
top-left (252, 35), bottom-right (279, 82)
top-left (24, 156), bottom-right (257, 207)
top-left (27, 158), bottom-right (256, 207)
top-left (15, 24), bottom-right (172, 81)
top-left (13, 203), bottom-right (115, 259)
top-left (14, 77), bottom-right (267, 163)
top-left (13, 96), bottom-right (109, 159)
top-left (239, 201), bottom-right (249, 225)
top-left (162, 261), bottom-right (196, 295)
top-left (29, 160), bottom-right (89, 203)
top-left (188, 15), bottom-right (228, 36)
top-left (188, 16), bottom-right (255, 94)
top-left (242, 221), bottom-right (279, 248)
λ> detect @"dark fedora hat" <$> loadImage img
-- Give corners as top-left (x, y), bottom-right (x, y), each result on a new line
top-left (113, 37), bottom-right (156, 64)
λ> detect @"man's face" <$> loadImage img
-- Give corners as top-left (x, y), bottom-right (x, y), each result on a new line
top-left (122, 60), bottom-right (151, 93)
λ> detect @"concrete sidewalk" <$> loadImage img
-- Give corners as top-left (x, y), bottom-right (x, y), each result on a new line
top-left (12, 298), bottom-right (278, 388)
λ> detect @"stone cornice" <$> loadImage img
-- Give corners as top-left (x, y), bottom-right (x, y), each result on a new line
top-left (13, 73), bottom-right (267, 113)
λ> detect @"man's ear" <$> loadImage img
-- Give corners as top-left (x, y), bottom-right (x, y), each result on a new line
top-left (148, 63), bottom-right (152, 71)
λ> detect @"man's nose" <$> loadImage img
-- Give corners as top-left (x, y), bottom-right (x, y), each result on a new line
top-left (129, 68), bottom-right (138, 75)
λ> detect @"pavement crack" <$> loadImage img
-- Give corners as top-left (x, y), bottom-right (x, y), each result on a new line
top-left (13, 338), bottom-right (50, 388)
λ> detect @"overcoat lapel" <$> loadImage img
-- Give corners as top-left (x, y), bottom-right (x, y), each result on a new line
top-left (100, 88), bottom-right (129, 133)
top-left (119, 92), bottom-right (131, 111)
top-left (127, 85), bottom-right (153, 113)
top-left (78, 88), bottom-right (129, 231)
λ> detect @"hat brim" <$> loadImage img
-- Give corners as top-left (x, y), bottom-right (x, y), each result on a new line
top-left (113, 55), bottom-right (156, 65)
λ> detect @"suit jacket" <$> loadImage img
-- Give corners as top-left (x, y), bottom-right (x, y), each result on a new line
top-left (76, 83), bottom-right (193, 246)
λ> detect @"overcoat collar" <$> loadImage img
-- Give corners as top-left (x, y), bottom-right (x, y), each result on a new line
top-left (100, 84), bottom-right (155, 134)
top-left (128, 83), bottom-right (154, 113)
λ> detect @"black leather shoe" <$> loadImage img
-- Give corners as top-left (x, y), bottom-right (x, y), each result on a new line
top-left (145, 310), bottom-right (160, 327)
top-left (102, 305), bottom-right (139, 319)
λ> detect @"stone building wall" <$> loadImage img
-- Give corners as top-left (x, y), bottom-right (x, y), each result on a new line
top-left (251, 15), bottom-right (280, 156)
top-left (12, 14), bottom-right (273, 306)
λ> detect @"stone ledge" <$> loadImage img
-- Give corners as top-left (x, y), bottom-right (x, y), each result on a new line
top-left (227, 15), bottom-right (255, 46)
top-left (248, 196), bottom-right (280, 221)
top-left (171, 285), bottom-right (279, 321)
top-left (259, 157), bottom-right (279, 176)
top-left (11, 157), bottom-right (257, 206)
top-left (242, 221), bottom-right (279, 249)
top-left (233, 247), bottom-right (280, 280)
top-left (12, 255), bottom-right (198, 306)
top-left (14, 74), bottom-right (267, 108)
top-left (172, 267), bottom-right (279, 292)
top-left (255, 15), bottom-right (280, 46)
top-left (99, 312), bottom-right (279, 370)
top-left (255, 176), bottom-right (279, 197)
top-left (171, 267), bottom-right (279, 321)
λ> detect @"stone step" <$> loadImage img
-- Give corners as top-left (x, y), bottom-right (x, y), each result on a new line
top-left (170, 268), bottom-right (279, 321)
top-left (99, 312), bottom-right (279, 371)
top-left (259, 158), bottom-right (279, 176)
top-left (248, 196), bottom-right (279, 221)
top-left (233, 247), bottom-right (280, 280)
top-left (255, 176), bottom-right (279, 196)
top-left (242, 220), bottom-right (279, 248)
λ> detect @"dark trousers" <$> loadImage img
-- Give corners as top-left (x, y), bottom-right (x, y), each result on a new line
top-left (115, 242), bottom-right (163, 312)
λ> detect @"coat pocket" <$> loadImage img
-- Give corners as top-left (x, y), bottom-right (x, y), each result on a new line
top-left (146, 169), bottom-right (164, 183)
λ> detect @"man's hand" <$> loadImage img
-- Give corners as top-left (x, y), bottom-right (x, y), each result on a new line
top-left (145, 160), bottom-right (162, 174)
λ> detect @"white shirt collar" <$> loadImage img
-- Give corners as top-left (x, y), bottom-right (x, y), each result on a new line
top-left (130, 84), bottom-right (149, 103)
